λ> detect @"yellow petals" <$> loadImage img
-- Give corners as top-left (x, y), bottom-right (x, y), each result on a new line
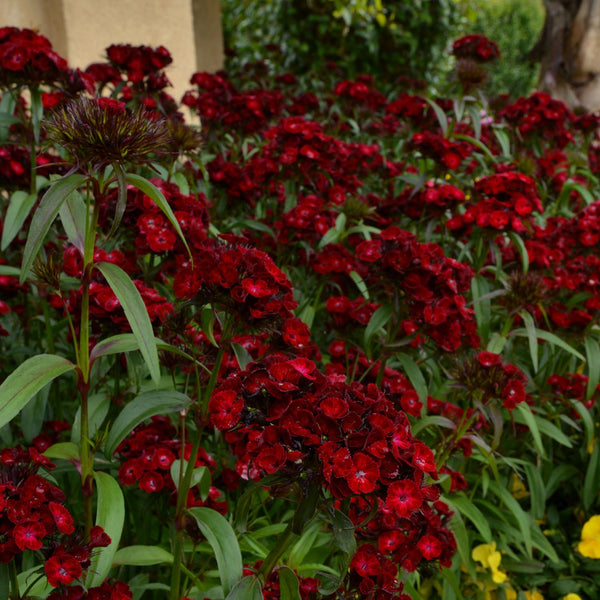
top-left (523, 591), bottom-right (544, 600)
top-left (563, 594), bottom-right (582, 600)
top-left (491, 568), bottom-right (507, 584)
top-left (472, 542), bottom-right (508, 585)
top-left (577, 515), bottom-right (600, 558)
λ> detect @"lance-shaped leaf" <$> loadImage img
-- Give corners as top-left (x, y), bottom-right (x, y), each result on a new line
top-left (1, 191), bottom-right (38, 251)
top-left (125, 173), bottom-right (191, 258)
top-left (58, 189), bottom-right (88, 253)
top-left (20, 173), bottom-right (87, 283)
top-left (0, 354), bottom-right (75, 429)
top-left (113, 545), bottom-right (174, 566)
top-left (95, 261), bottom-right (160, 387)
top-left (87, 471), bottom-right (125, 587)
top-left (187, 507), bottom-right (243, 597)
top-left (104, 390), bottom-right (192, 457)
top-left (278, 567), bottom-right (301, 600)
top-left (225, 576), bottom-right (262, 600)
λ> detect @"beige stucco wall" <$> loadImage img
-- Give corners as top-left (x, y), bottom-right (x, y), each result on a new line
top-left (0, 0), bottom-right (224, 101)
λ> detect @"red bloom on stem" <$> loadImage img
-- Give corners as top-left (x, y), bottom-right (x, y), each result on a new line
top-left (209, 389), bottom-right (244, 430)
top-left (386, 479), bottom-right (423, 517)
top-left (45, 552), bottom-right (83, 587)
top-left (48, 501), bottom-right (75, 534)
top-left (417, 534), bottom-right (443, 559)
top-left (13, 521), bottom-right (46, 550)
top-left (347, 453), bottom-right (380, 494)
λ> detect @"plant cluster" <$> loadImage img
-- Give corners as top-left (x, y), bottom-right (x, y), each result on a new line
top-left (1, 27), bottom-right (600, 600)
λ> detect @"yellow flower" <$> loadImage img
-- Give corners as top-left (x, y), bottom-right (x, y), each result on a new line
top-left (563, 594), bottom-right (582, 600)
top-left (523, 591), bottom-right (544, 600)
top-left (472, 542), bottom-right (507, 584)
top-left (577, 515), bottom-right (600, 558)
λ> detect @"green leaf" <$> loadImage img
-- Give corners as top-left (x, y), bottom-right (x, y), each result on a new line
top-left (518, 310), bottom-right (538, 372)
top-left (514, 403), bottom-right (545, 457)
top-left (570, 399), bottom-right (595, 450)
top-left (201, 305), bottom-right (219, 347)
top-left (0, 564), bottom-right (7, 600)
top-left (171, 460), bottom-right (211, 500)
top-left (20, 173), bottom-right (87, 283)
top-left (104, 390), bottom-right (192, 457)
top-left (331, 508), bottom-right (356, 555)
top-left (30, 86), bottom-right (43, 144)
top-left (448, 509), bottom-right (477, 581)
top-left (1, 191), bottom-right (38, 250)
top-left (278, 566), bottom-right (301, 600)
top-left (410, 415), bottom-right (456, 436)
top-left (44, 442), bottom-right (80, 463)
top-left (96, 261), bottom-right (160, 386)
top-left (187, 507), bottom-right (243, 597)
top-left (523, 462), bottom-right (546, 520)
top-left (0, 354), bottom-right (75, 429)
top-left (349, 270), bottom-right (369, 300)
top-left (364, 304), bottom-right (393, 347)
top-left (585, 336), bottom-right (600, 401)
top-left (225, 575), bottom-right (262, 600)
top-left (425, 98), bottom-right (448, 136)
top-left (292, 484), bottom-right (319, 535)
top-left (71, 393), bottom-right (110, 445)
top-left (87, 471), bottom-right (125, 586)
top-left (396, 353), bottom-right (428, 404)
top-left (511, 328), bottom-right (584, 361)
top-left (231, 342), bottom-right (253, 370)
top-left (125, 173), bottom-right (191, 258)
top-left (533, 415), bottom-right (573, 448)
top-left (445, 493), bottom-right (492, 541)
top-left (288, 519), bottom-right (320, 568)
top-left (113, 545), bottom-right (174, 566)
top-left (508, 232), bottom-right (529, 274)
top-left (584, 440), bottom-right (600, 510)
top-left (59, 189), bottom-right (88, 253)
top-left (488, 480), bottom-right (533, 557)
top-left (108, 162), bottom-right (128, 238)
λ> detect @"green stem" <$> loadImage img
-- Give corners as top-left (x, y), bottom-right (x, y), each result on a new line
top-left (169, 316), bottom-right (234, 600)
top-left (8, 559), bottom-right (19, 599)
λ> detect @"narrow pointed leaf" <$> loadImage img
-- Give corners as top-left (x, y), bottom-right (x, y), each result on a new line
top-left (279, 566), bottom-right (301, 600)
top-left (20, 173), bottom-right (87, 283)
top-left (518, 309), bottom-right (538, 372)
top-left (231, 342), bottom-right (253, 370)
top-left (0, 354), bottom-right (75, 429)
top-left (187, 506), bottom-right (243, 597)
top-left (96, 261), bottom-right (160, 386)
top-left (104, 390), bottom-right (192, 457)
top-left (58, 189), bottom-right (88, 253)
top-left (1, 191), bottom-right (38, 250)
top-left (87, 472), bottom-right (125, 587)
top-left (113, 545), bottom-right (174, 566)
top-left (125, 173), bottom-right (191, 257)
top-left (396, 353), bottom-right (428, 403)
top-left (225, 576), bottom-right (262, 600)
top-left (364, 304), bottom-right (393, 346)
top-left (107, 162), bottom-right (128, 239)
top-left (585, 336), bottom-right (600, 401)
top-left (511, 328), bottom-right (584, 361)
top-left (514, 403), bottom-right (545, 457)
top-left (445, 493), bottom-right (492, 541)
top-left (43, 442), bottom-right (80, 463)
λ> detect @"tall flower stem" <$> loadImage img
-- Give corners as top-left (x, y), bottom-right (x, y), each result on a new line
top-left (169, 316), bottom-right (233, 600)
top-left (78, 180), bottom-right (101, 540)
top-left (8, 560), bottom-right (19, 599)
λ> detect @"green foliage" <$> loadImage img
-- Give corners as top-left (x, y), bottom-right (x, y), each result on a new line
top-left (465, 0), bottom-right (545, 98)
top-left (222, 0), bottom-right (461, 87)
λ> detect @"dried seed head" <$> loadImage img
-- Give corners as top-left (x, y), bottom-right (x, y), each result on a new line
top-left (43, 96), bottom-right (171, 171)
top-left (165, 118), bottom-right (203, 156)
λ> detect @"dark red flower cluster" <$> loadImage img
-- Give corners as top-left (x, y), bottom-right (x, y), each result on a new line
top-left (348, 226), bottom-right (479, 351)
top-left (547, 373), bottom-right (597, 413)
top-left (411, 130), bottom-right (472, 171)
top-left (453, 351), bottom-right (529, 410)
top-left (326, 295), bottom-right (381, 328)
top-left (115, 416), bottom-right (227, 512)
top-left (343, 543), bottom-right (410, 599)
top-left (182, 71), bottom-right (285, 134)
top-left (333, 75), bottom-right (387, 111)
top-left (0, 445), bottom-right (110, 588)
top-left (452, 34), bottom-right (500, 62)
top-left (0, 145), bottom-right (61, 189)
top-left (172, 238), bottom-right (302, 332)
top-left (385, 93), bottom-right (431, 126)
top-left (100, 178), bottom-right (210, 254)
top-left (447, 172), bottom-right (542, 234)
top-left (252, 564), bottom-right (319, 600)
top-left (391, 180), bottom-right (465, 220)
top-left (0, 27), bottom-right (68, 85)
top-left (48, 581), bottom-right (132, 600)
top-left (210, 353), bottom-right (455, 575)
top-left (105, 43), bottom-right (172, 85)
top-left (499, 92), bottom-right (574, 149)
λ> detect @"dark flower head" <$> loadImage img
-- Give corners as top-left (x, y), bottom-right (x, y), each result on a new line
top-left (165, 118), bottom-right (203, 156)
top-left (43, 96), bottom-right (171, 171)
